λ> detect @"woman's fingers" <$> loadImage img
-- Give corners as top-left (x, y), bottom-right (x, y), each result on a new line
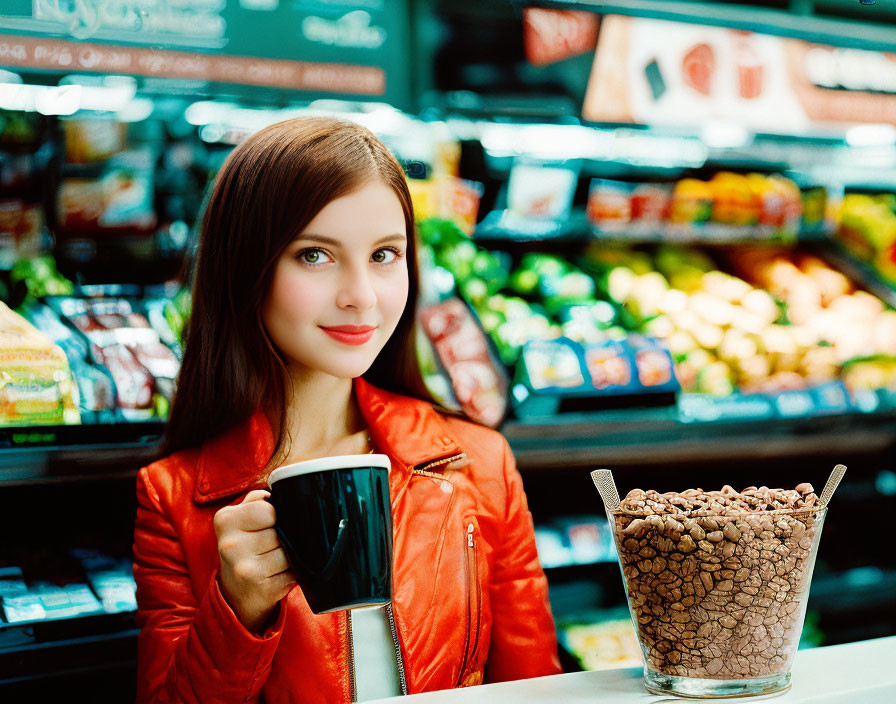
top-left (241, 489), bottom-right (271, 504)
top-left (249, 528), bottom-right (282, 556)
top-left (258, 546), bottom-right (291, 577)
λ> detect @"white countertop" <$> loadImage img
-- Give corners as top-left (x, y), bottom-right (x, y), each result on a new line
top-left (368, 636), bottom-right (896, 704)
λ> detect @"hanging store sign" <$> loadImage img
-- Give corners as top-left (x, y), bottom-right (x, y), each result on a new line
top-left (0, 0), bottom-right (409, 107)
top-left (583, 15), bottom-right (896, 131)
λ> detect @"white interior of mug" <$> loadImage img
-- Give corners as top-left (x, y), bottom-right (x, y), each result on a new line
top-left (268, 454), bottom-right (391, 486)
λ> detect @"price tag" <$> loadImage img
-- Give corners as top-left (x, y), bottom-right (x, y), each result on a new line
top-left (772, 390), bottom-right (815, 419)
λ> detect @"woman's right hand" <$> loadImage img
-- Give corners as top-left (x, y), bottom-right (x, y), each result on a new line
top-left (213, 489), bottom-right (297, 634)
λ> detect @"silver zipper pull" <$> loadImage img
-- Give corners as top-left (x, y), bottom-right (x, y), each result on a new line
top-left (467, 522), bottom-right (474, 547)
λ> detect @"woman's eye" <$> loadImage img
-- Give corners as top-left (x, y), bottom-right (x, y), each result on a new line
top-left (298, 248), bottom-right (330, 265)
top-left (372, 248), bottom-right (398, 264)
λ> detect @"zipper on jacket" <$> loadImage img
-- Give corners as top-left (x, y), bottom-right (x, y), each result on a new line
top-left (385, 602), bottom-right (409, 695)
top-left (346, 610), bottom-right (357, 702)
top-left (412, 453), bottom-right (466, 476)
top-left (456, 521), bottom-right (481, 686)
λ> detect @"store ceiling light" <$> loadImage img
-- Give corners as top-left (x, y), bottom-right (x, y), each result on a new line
top-left (700, 122), bottom-right (753, 149)
top-left (117, 97), bottom-right (155, 123)
top-left (845, 123), bottom-right (896, 147)
top-left (185, 101), bottom-right (235, 126)
top-left (0, 83), bottom-right (81, 115)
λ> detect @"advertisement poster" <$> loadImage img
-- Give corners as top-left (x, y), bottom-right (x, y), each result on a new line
top-left (584, 14), bottom-right (896, 131)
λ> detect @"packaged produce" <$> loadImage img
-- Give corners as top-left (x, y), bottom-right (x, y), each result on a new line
top-left (837, 192), bottom-right (896, 284)
top-left (523, 339), bottom-right (586, 390)
top-left (0, 302), bottom-right (80, 426)
top-left (583, 340), bottom-right (631, 390)
top-left (418, 298), bottom-right (508, 428)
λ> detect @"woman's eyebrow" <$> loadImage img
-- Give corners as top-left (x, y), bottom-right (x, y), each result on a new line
top-left (295, 233), bottom-right (407, 246)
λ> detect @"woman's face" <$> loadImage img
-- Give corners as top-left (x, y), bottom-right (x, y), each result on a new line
top-left (262, 180), bottom-right (410, 381)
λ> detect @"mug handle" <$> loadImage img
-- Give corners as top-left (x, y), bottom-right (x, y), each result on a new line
top-left (277, 518), bottom-right (350, 581)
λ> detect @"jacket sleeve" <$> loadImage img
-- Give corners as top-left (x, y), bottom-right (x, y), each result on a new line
top-left (484, 439), bottom-right (562, 683)
top-left (133, 465), bottom-right (286, 704)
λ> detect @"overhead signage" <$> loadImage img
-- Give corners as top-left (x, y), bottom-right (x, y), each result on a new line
top-left (0, 0), bottom-right (410, 107)
top-left (583, 15), bottom-right (896, 131)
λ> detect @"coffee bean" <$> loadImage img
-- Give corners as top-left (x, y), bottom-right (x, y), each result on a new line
top-left (723, 523), bottom-right (742, 541)
top-left (719, 615), bottom-right (737, 629)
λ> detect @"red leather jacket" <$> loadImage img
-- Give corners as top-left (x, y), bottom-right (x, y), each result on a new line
top-left (133, 378), bottom-right (561, 703)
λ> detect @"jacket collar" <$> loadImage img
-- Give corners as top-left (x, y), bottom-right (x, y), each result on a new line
top-left (193, 377), bottom-right (464, 504)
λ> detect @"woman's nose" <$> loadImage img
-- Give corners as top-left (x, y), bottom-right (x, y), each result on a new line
top-left (336, 267), bottom-right (377, 310)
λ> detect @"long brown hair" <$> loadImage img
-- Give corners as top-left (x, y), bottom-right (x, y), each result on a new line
top-left (163, 116), bottom-right (433, 462)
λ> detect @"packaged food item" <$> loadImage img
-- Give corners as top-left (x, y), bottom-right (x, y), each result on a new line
top-left (587, 179), bottom-right (633, 230)
top-left (522, 338), bottom-right (586, 390)
top-left (631, 183), bottom-right (671, 225)
top-left (668, 179), bottom-right (713, 225)
top-left (1, 594), bottom-right (46, 623)
top-left (63, 118), bottom-right (128, 164)
top-left (0, 302), bottom-right (80, 426)
top-left (19, 302), bottom-right (117, 420)
top-left (418, 298), bottom-right (508, 428)
top-left (584, 341), bottom-right (632, 390)
top-left (0, 199), bottom-right (43, 269)
top-left (440, 176), bottom-right (484, 236)
top-left (507, 160), bottom-right (579, 220)
top-left (63, 583), bottom-right (104, 615)
top-left (708, 172), bottom-right (760, 227)
top-left (57, 149), bottom-right (157, 236)
top-left (800, 186), bottom-right (829, 232)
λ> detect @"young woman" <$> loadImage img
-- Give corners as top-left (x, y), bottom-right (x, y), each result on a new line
top-left (132, 116), bottom-right (561, 704)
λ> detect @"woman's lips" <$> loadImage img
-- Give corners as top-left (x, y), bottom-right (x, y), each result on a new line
top-left (319, 325), bottom-right (376, 345)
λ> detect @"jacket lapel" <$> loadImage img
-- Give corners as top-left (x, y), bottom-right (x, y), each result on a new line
top-left (193, 377), bottom-right (465, 504)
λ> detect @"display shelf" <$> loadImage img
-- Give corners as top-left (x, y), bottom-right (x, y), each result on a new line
top-left (590, 225), bottom-right (831, 245)
top-left (816, 243), bottom-right (896, 310)
top-left (473, 212), bottom-right (831, 247)
top-left (0, 618), bottom-right (138, 684)
top-left (502, 405), bottom-right (896, 469)
top-left (0, 422), bottom-right (163, 485)
top-left (474, 209), bottom-right (591, 244)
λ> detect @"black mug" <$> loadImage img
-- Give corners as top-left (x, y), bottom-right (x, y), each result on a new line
top-left (267, 454), bottom-right (393, 614)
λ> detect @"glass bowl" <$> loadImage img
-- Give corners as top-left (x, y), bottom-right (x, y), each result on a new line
top-left (609, 504), bottom-right (827, 698)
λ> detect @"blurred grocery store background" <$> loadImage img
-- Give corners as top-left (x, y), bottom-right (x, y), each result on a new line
top-left (1, 0), bottom-right (896, 698)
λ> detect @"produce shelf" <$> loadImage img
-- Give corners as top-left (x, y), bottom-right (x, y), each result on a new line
top-left (502, 405), bottom-right (896, 469)
top-left (816, 243), bottom-right (896, 310)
